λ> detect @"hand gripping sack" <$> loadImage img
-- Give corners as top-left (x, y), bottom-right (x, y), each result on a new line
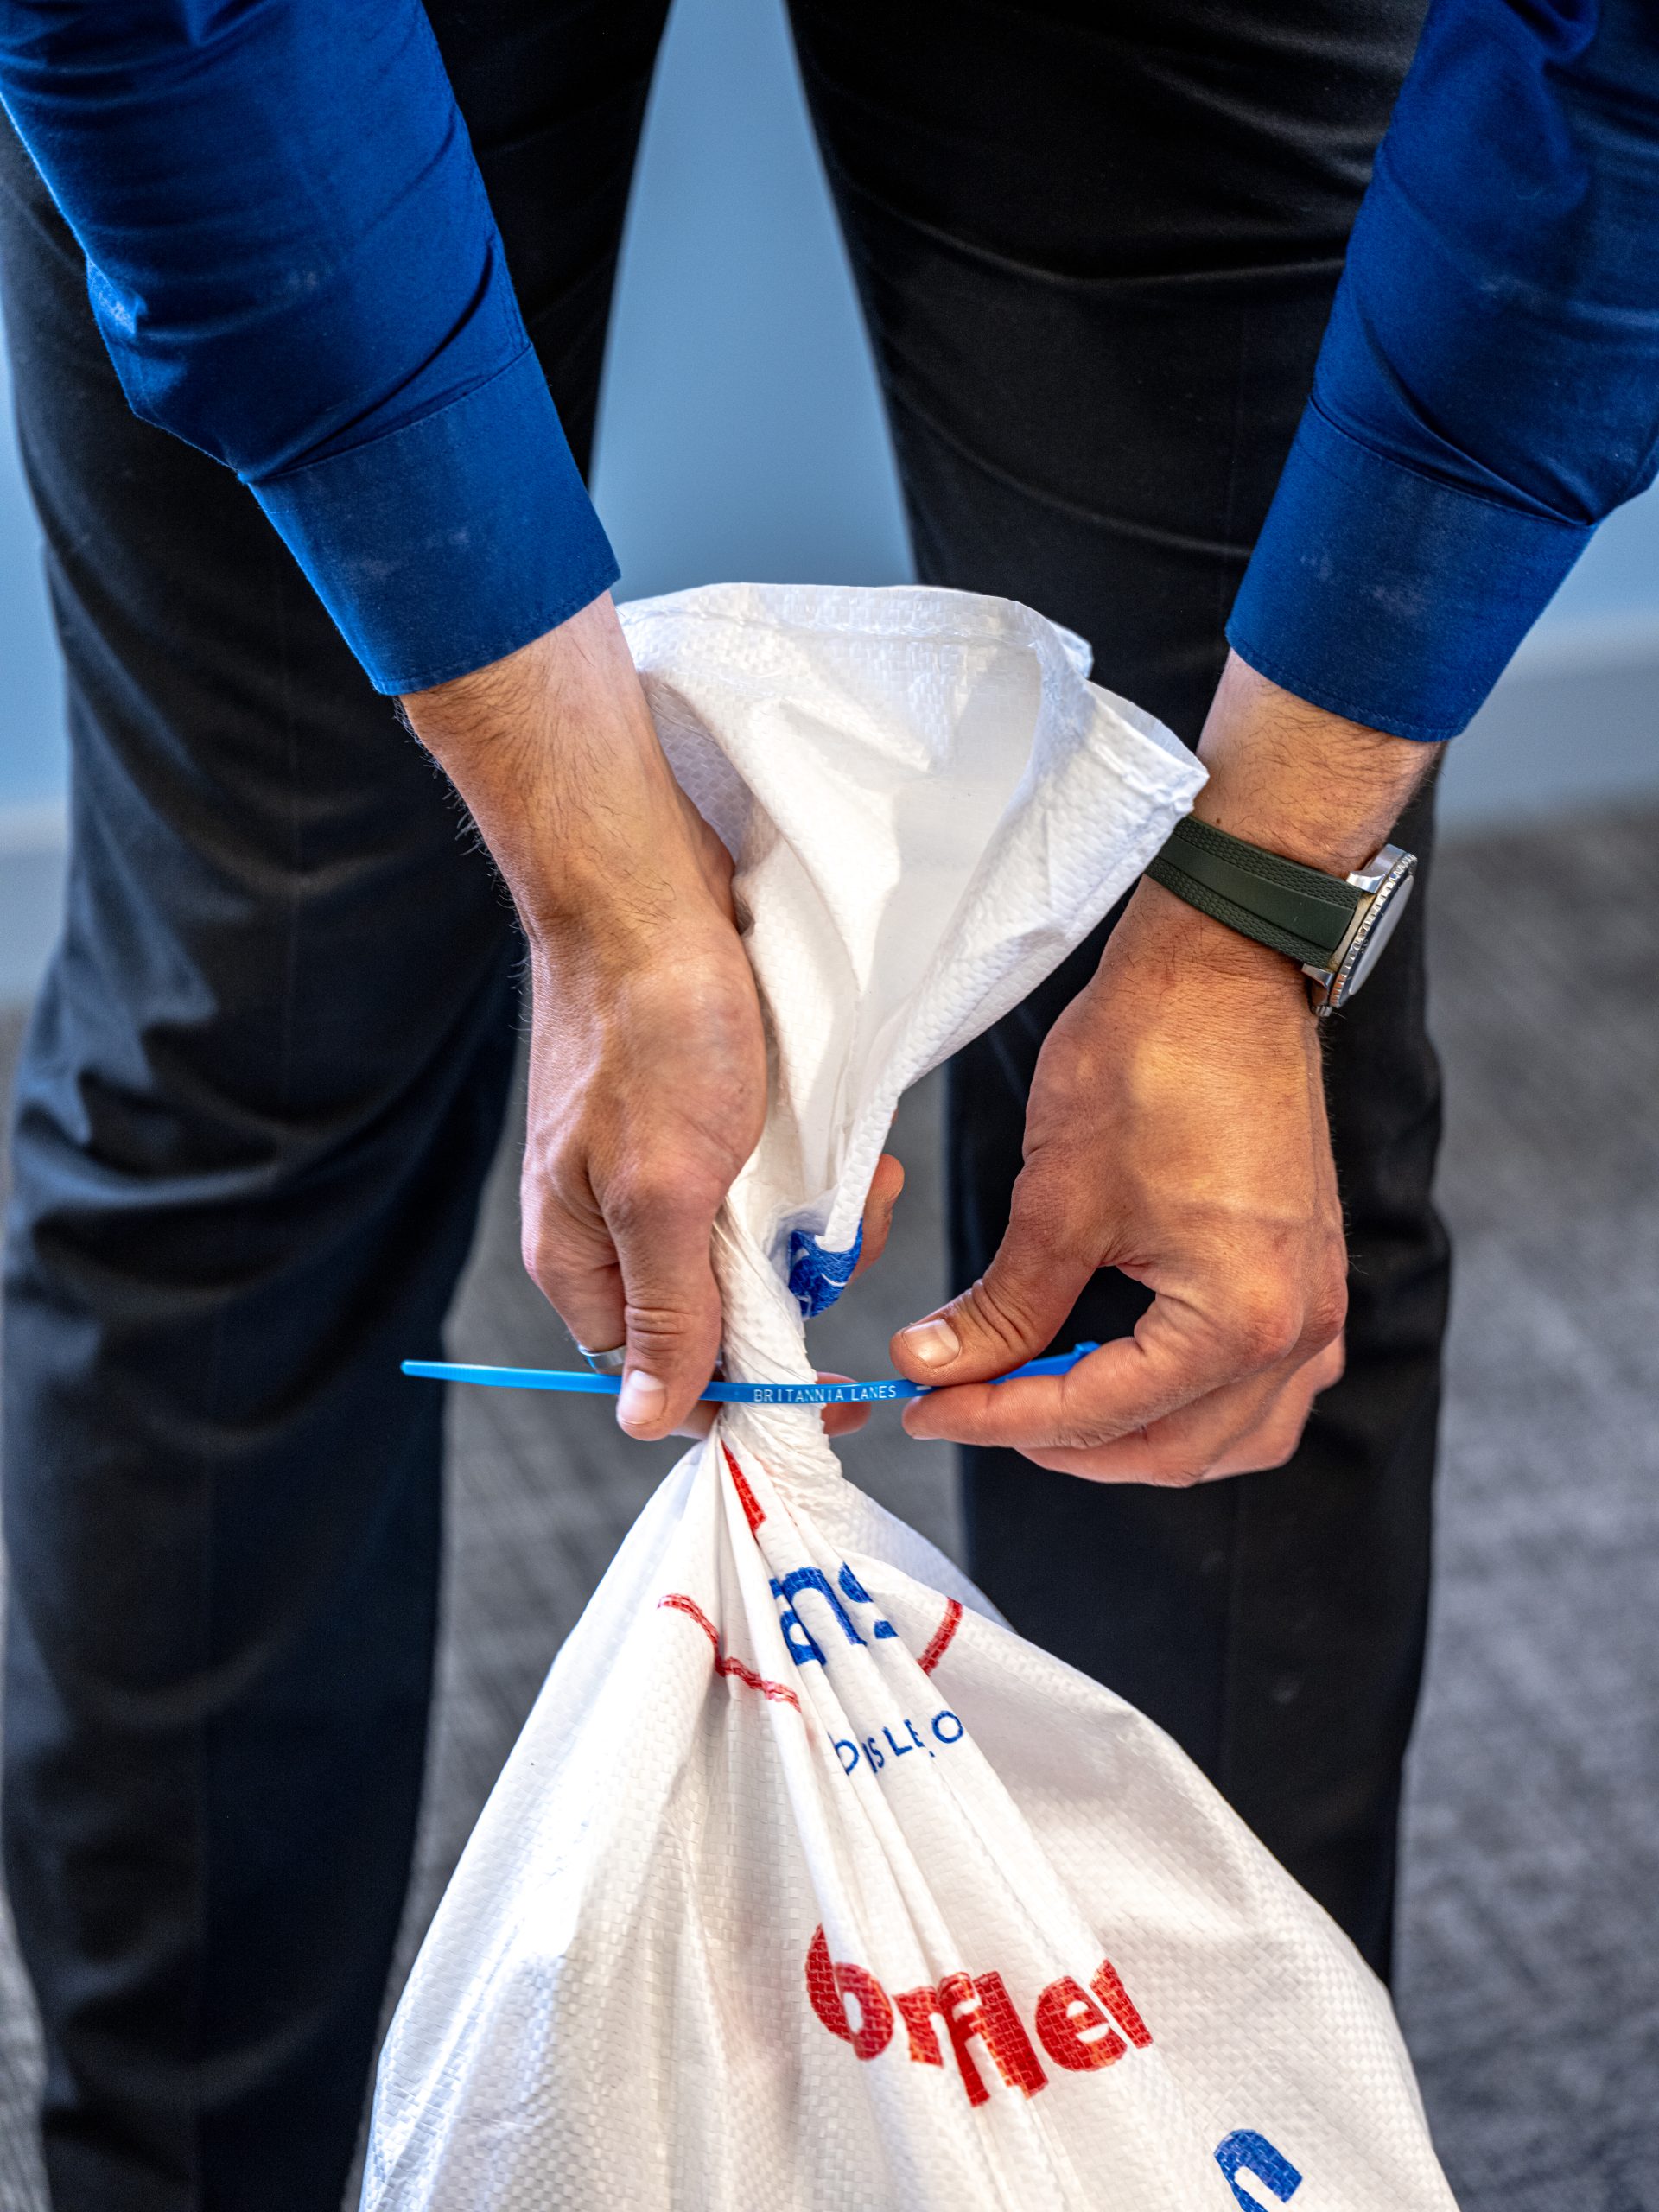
top-left (363, 583), bottom-right (1457, 2212)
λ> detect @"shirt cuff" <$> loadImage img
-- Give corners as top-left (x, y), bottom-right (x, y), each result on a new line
top-left (249, 346), bottom-right (620, 695)
top-left (1227, 403), bottom-right (1593, 742)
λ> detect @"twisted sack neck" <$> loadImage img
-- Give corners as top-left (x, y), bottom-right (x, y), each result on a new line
top-left (711, 1209), bottom-right (845, 1498)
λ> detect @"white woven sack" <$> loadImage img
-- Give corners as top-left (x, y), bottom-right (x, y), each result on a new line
top-left (362, 582), bottom-right (1458, 2212)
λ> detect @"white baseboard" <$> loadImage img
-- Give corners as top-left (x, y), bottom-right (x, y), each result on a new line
top-left (2, 620), bottom-right (1656, 1003)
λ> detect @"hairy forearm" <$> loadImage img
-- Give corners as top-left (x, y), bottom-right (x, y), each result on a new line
top-left (399, 594), bottom-right (687, 945)
top-left (1193, 652), bottom-right (1441, 877)
top-left (396, 593), bottom-right (766, 1437)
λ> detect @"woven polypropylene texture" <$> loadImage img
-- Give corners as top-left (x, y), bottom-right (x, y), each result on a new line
top-left (359, 582), bottom-right (1456, 2212)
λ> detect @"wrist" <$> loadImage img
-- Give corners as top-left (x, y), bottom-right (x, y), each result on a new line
top-left (1195, 652), bottom-right (1438, 878)
top-left (1148, 651), bottom-right (1432, 1016)
top-left (401, 594), bottom-right (715, 944)
top-left (1116, 876), bottom-right (1317, 1008)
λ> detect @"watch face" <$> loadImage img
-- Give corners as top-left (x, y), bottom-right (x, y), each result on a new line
top-left (1338, 869), bottom-right (1414, 1005)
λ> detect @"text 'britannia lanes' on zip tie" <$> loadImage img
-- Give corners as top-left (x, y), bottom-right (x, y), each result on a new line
top-left (399, 1344), bottom-right (1102, 1405)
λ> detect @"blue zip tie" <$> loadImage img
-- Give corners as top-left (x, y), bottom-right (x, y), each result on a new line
top-left (400, 1342), bottom-right (1100, 1405)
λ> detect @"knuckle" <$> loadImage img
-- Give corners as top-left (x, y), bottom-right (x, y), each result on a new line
top-left (605, 1173), bottom-right (684, 1236)
top-left (958, 1272), bottom-right (1048, 1360)
top-left (1244, 1411), bottom-right (1306, 1471)
top-left (1228, 1294), bottom-right (1304, 1370)
top-left (520, 1225), bottom-right (569, 1302)
top-left (519, 1198), bottom-right (601, 1293)
top-left (1145, 1436), bottom-right (1214, 1488)
top-left (608, 1167), bottom-right (724, 1246)
top-left (1008, 1157), bottom-right (1096, 1264)
top-left (1160, 1459), bottom-right (1215, 1490)
top-left (1303, 1276), bottom-right (1350, 1351)
top-left (1048, 1415), bottom-right (1110, 1454)
top-left (621, 1300), bottom-right (701, 1352)
top-left (1255, 1428), bottom-right (1302, 1471)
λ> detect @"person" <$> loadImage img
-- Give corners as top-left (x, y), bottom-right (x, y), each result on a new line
top-left (0, 0), bottom-right (1655, 2202)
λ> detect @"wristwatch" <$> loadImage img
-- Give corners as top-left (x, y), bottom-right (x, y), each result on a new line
top-left (1146, 815), bottom-right (1417, 1018)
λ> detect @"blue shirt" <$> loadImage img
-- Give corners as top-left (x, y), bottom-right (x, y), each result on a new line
top-left (1230, 0), bottom-right (1659, 741)
top-left (1, 0), bottom-right (1656, 735)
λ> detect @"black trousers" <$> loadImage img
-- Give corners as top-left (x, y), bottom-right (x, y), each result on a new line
top-left (0, 2), bottom-right (1441, 2203)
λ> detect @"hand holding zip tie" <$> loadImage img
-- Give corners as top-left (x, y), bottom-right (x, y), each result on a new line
top-left (404, 1341), bottom-right (1100, 1401)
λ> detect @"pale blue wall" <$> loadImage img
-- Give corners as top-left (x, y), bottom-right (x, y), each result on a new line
top-left (1538, 489), bottom-right (1659, 628)
top-left (591, 0), bottom-right (908, 602)
top-left (0, 334), bottom-right (65, 811)
top-left (0, 0), bottom-right (1655, 817)
top-left (0, 0), bottom-right (909, 817)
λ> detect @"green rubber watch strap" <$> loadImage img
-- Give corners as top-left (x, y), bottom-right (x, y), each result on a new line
top-left (1146, 815), bottom-right (1361, 970)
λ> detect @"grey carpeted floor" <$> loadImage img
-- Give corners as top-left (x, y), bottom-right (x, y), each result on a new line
top-left (1, 808), bottom-right (1656, 2209)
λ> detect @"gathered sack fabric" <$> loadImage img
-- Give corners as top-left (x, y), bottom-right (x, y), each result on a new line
top-left (362, 584), bottom-right (1458, 2212)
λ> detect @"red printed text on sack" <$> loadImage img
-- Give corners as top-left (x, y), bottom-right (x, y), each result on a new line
top-left (805, 1928), bottom-right (1152, 2107)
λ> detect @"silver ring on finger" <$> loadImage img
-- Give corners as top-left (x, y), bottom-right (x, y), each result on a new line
top-left (575, 1342), bottom-right (628, 1376)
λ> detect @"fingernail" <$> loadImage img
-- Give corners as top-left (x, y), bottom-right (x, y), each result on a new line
top-left (618, 1371), bottom-right (666, 1431)
top-left (899, 1317), bottom-right (961, 1370)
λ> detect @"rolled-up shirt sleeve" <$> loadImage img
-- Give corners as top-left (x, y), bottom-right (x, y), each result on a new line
top-left (0, 0), bottom-right (618, 693)
top-left (1228, 0), bottom-right (1659, 741)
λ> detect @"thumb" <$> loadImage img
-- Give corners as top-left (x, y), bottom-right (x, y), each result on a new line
top-left (891, 1199), bottom-right (1094, 1387)
top-left (607, 1185), bottom-right (726, 1440)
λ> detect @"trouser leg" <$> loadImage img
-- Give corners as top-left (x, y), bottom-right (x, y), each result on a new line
top-left (0, 0), bottom-right (666, 2196)
top-left (946, 788), bottom-right (1446, 1979)
top-left (792, 0), bottom-right (1443, 1974)
top-left (0, 119), bottom-right (518, 2211)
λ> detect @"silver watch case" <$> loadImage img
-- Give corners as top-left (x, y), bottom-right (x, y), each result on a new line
top-left (1302, 843), bottom-right (1416, 1017)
